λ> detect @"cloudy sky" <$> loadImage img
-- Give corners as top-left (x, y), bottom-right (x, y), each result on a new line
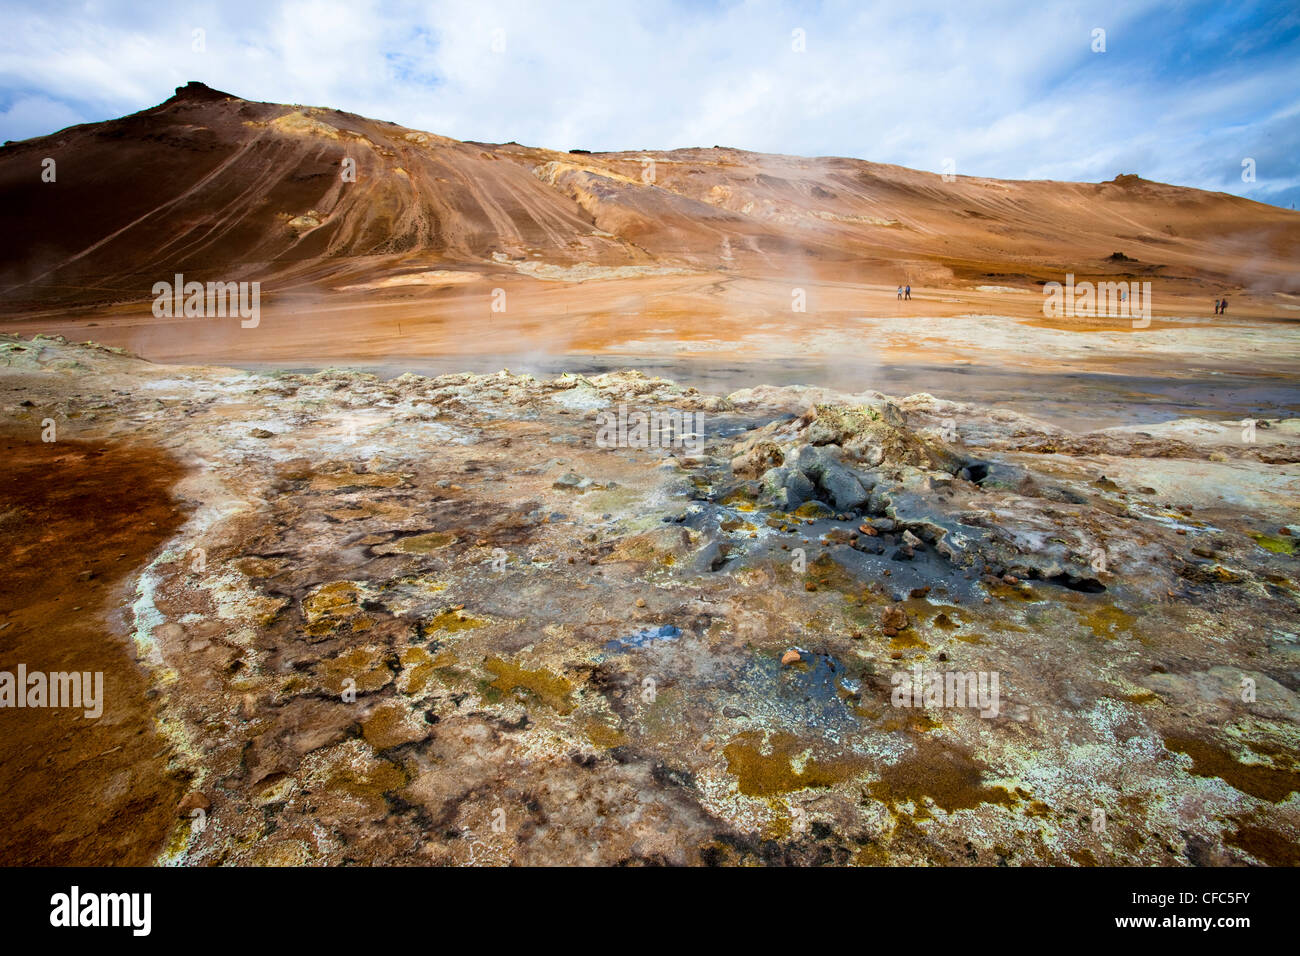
top-left (2, 0), bottom-right (1297, 207)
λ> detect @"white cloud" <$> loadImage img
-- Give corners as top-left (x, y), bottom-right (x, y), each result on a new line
top-left (0, 0), bottom-right (1294, 204)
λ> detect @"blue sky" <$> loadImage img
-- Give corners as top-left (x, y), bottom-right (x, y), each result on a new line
top-left (2, 0), bottom-right (1297, 207)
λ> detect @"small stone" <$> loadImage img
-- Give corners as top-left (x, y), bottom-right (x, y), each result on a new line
top-left (805, 582), bottom-right (817, 591)
top-left (882, 605), bottom-right (909, 630)
top-left (250, 428), bottom-right (274, 439)
top-left (781, 649), bottom-right (802, 666)
top-left (635, 598), bottom-right (646, 608)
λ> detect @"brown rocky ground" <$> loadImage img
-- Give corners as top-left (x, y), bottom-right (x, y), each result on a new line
top-left (0, 435), bottom-right (188, 864)
top-left (2, 333), bottom-right (1297, 866)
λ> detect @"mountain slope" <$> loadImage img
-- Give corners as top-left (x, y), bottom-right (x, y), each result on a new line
top-left (1, 81), bottom-right (1297, 313)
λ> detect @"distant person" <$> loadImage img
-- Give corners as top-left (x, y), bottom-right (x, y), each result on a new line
top-left (1214, 299), bottom-right (1220, 315)
top-left (1220, 298), bottom-right (1228, 316)
top-left (905, 284), bottom-right (912, 300)
top-left (897, 286), bottom-right (903, 300)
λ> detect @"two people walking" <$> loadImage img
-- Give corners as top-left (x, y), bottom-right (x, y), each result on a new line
top-left (896, 284), bottom-right (911, 300)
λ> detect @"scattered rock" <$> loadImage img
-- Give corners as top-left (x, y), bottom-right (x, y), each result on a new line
top-left (882, 605), bottom-right (910, 630)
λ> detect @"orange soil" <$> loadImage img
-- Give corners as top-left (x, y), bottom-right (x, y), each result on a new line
top-left (0, 437), bottom-right (188, 865)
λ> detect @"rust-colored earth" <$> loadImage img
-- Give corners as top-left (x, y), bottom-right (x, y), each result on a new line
top-left (1, 82), bottom-right (1297, 375)
top-left (0, 436), bottom-right (188, 865)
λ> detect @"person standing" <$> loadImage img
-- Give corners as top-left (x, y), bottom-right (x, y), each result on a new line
top-left (897, 285), bottom-right (903, 300)
top-left (1214, 299), bottom-right (1221, 315)
top-left (1220, 298), bottom-right (1228, 316)
top-left (905, 284), bottom-right (911, 300)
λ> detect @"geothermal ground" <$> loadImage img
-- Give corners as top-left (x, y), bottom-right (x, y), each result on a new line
top-left (2, 332), bottom-right (1298, 866)
top-left (1, 83), bottom-right (1298, 867)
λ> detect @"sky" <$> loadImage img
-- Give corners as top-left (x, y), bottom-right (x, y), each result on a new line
top-left (1, 0), bottom-right (1298, 207)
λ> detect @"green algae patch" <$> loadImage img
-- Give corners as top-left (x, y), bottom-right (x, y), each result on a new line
top-left (425, 609), bottom-right (491, 635)
top-left (317, 646), bottom-right (393, 695)
top-left (399, 646), bottom-right (436, 695)
top-left (390, 530), bottom-right (456, 554)
top-left (484, 657), bottom-right (575, 714)
top-left (723, 731), bottom-right (868, 797)
top-left (721, 486), bottom-right (758, 508)
top-left (584, 719), bottom-right (628, 749)
top-left (877, 710), bottom-right (941, 733)
top-left (889, 630), bottom-right (930, 652)
top-left (1164, 735), bottom-right (1300, 802)
top-left (1250, 532), bottom-right (1295, 555)
top-left (931, 610), bottom-right (962, 630)
top-left (985, 579), bottom-right (1039, 603)
top-left (302, 580), bottom-right (372, 637)
top-left (795, 501), bottom-right (835, 519)
top-left (236, 556), bottom-right (285, 578)
top-left (361, 700), bottom-right (428, 749)
top-left (610, 528), bottom-right (698, 564)
top-left (1077, 604), bottom-right (1136, 640)
top-left (868, 738), bottom-right (1017, 814)
top-left (324, 758), bottom-right (408, 809)
top-left (806, 552), bottom-right (856, 593)
top-left (307, 467), bottom-right (405, 491)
